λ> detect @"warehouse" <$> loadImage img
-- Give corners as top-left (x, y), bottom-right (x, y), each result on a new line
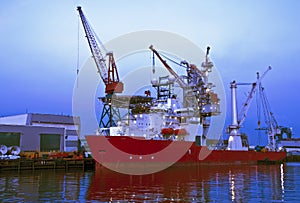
top-left (0, 113), bottom-right (80, 153)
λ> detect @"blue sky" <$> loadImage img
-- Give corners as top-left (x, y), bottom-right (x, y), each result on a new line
top-left (0, 0), bottom-right (299, 144)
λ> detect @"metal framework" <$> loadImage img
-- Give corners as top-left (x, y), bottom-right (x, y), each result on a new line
top-left (77, 7), bottom-right (123, 130)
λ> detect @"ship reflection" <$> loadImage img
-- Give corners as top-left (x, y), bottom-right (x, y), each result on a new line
top-left (87, 164), bottom-right (286, 202)
top-left (0, 163), bottom-right (295, 202)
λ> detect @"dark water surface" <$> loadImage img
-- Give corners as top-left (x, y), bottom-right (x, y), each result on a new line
top-left (0, 163), bottom-right (299, 202)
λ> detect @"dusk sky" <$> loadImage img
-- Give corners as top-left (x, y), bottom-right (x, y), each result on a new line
top-left (1, 0), bottom-right (299, 144)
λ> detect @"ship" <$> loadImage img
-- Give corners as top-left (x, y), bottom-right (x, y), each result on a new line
top-left (84, 61), bottom-right (286, 173)
top-left (76, 7), bottom-right (286, 174)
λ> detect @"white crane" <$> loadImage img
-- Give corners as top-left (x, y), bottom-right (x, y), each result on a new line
top-left (227, 66), bottom-right (271, 150)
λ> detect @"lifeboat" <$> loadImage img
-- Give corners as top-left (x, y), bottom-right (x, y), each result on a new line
top-left (161, 128), bottom-right (174, 135)
top-left (174, 128), bottom-right (188, 135)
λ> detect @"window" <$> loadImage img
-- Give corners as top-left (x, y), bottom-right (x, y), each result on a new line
top-left (40, 134), bottom-right (61, 152)
top-left (0, 132), bottom-right (20, 146)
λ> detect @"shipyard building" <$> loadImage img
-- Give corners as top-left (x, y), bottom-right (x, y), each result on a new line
top-left (0, 113), bottom-right (80, 153)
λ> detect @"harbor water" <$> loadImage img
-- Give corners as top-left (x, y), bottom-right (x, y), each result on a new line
top-left (0, 163), bottom-right (300, 202)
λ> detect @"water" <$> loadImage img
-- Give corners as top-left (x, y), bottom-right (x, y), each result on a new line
top-left (0, 163), bottom-right (300, 202)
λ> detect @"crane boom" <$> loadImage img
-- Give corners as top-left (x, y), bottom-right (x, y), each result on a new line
top-left (77, 7), bottom-right (107, 83)
top-left (149, 45), bottom-right (187, 89)
top-left (238, 66), bottom-right (272, 127)
top-left (77, 6), bottom-right (123, 94)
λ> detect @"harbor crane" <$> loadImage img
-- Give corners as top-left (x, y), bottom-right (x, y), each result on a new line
top-left (77, 6), bottom-right (123, 129)
top-left (227, 66), bottom-right (271, 150)
top-left (77, 6), bottom-right (123, 94)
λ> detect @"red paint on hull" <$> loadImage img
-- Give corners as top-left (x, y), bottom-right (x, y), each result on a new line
top-left (86, 135), bottom-right (286, 165)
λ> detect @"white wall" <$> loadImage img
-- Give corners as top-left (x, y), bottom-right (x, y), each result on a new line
top-left (0, 114), bottom-right (28, 125)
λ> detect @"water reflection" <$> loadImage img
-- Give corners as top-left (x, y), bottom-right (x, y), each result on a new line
top-left (87, 164), bottom-right (291, 202)
top-left (0, 163), bottom-right (299, 202)
top-left (0, 170), bottom-right (92, 202)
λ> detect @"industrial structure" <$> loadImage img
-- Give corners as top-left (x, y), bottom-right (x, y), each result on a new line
top-left (0, 113), bottom-right (80, 153)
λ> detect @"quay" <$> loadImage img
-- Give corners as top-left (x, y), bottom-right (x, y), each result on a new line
top-left (0, 158), bottom-right (95, 172)
top-left (285, 155), bottom-right (300, 162)
top-left (1, 156), bottom-right (299, 172)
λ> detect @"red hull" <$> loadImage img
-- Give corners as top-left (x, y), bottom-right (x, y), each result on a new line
top-left (86, 135), bottom-right (286, 172)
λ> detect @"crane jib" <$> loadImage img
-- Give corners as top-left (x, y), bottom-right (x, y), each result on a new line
top-left (237, 66), bottom-right (272, 127)
top-left (77, 6), bottom-right (123, 94)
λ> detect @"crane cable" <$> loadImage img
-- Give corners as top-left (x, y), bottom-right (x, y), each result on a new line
top-left (76, 14), bottom-right (80, 88)
top-left (152, 51), bottom-right (155, 74)
top-left (256, 83), bottom-right (262, 145)
top-left (92, 25), bottom-right (108, 54)
top-left (159, 52), bottom-right (186, 68)
top-left (261, 86), bottom-right (278, 128)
